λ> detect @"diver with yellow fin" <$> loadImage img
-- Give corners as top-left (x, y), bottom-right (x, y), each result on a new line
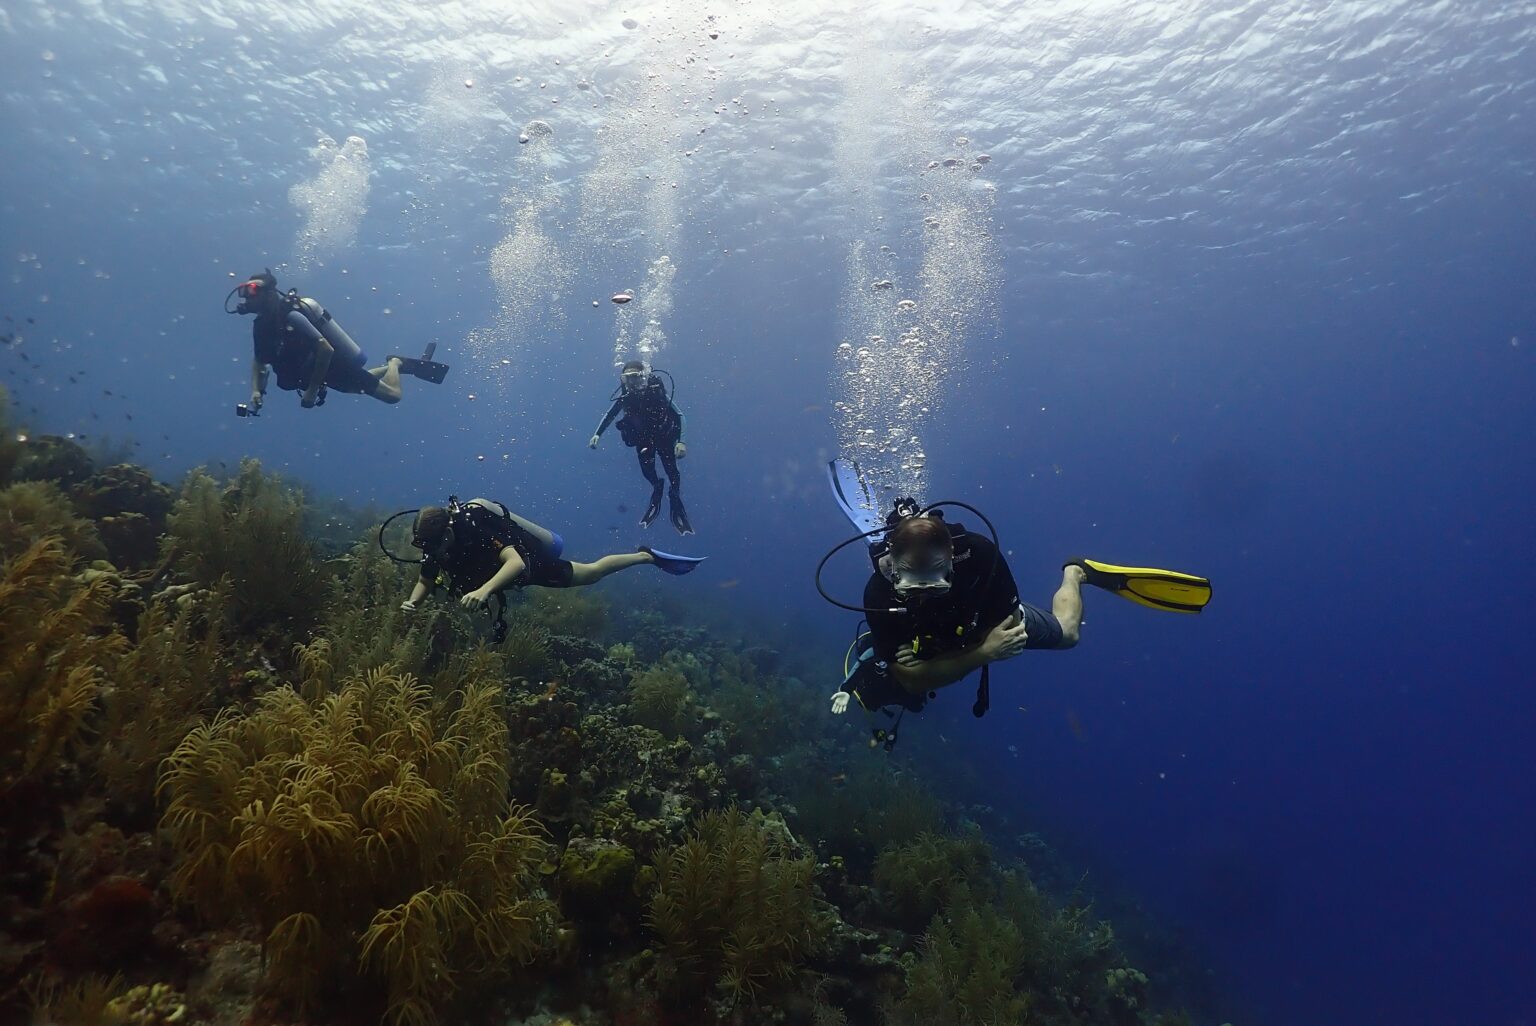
top-left (818, 459), bottom-right (1210, 750)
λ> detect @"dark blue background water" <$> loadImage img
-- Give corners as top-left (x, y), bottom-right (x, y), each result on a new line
top-left (3, 3), bottom-right (1534, 1023)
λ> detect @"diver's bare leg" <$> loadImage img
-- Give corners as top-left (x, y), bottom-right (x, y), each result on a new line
top-left (367, 358), bottom-right (404, 404)
top-left (568, 551), bottom-right (653, 586)
top-left (1052, 564), bottom-right (1087, 647)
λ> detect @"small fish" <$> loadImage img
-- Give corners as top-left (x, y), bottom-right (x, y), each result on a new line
top-left (1066, 710), bottom-right (1084, 740)
top-left (802, 404), bottom-right (823, 413)
top-left (1017, 705), bottom-right (1028, 714)
top-left (103, 389), bottom-right (113, 396)
top-left (829, 773), bottom-right (847, 786)
top-left (717, 579), bottom-right (740, 589)
top-left (617, 504), bottom-right (629, 514)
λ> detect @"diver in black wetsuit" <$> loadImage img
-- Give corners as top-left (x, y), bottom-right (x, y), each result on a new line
top-left (397, 497), bottom-right (704, 642)
top-left (588, 360), bottom-right (693, 535)
top-left (225, 270), bottom-right (445, 413)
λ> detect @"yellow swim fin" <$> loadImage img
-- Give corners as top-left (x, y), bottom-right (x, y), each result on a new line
top-left (1066, 558), bottom-right (1212, 613)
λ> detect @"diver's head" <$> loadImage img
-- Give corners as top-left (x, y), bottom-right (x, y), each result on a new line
top-left (229, 269), bottom-right (278, 315)
top-left (886, 515), bottom-right (954, 601)
top-left (620, 359), bottom-right (649, 392)
top-left (412, 506), bottom-right (453, 556)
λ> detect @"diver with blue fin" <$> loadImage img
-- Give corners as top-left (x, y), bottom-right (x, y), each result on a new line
top-left (226, 269), bottom-right (448, 416)
top-left (819, 459), bottom-right (1211, 750)
top-left (588, 360), bottom-right (693, 534)
top-left (382, 496), bottom-right (704, 643)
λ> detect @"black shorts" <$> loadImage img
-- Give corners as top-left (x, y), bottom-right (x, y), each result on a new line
top-left (520, 551), bottom-right (575, 589)
top-left (324, 359), bottom-right (380, 396)
top-left (1018, 601), bottom-right (1067, 649)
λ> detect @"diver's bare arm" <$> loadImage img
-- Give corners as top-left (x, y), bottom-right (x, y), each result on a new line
top-left (890, 644), bottom-right (991, 693)
top-left (408, 578), bottom-right (432, 604)
top-left (303, 338), bottom-right (334, 406)
top-left (250, 360), bottom-right (269, 404)
top-left (476, 546), bottom-right (528, 597)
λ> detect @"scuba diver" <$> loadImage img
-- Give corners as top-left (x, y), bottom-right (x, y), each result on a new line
top-left (225, 269), bottom-right (447, 415)
top-left (819, 459), bottom-right (1211, 750)
top-left (588, 360), bottom-right (693, 535)
top-left (388, 497), bottom-right (704, 642)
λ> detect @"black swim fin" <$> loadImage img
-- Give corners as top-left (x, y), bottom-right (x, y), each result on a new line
top-left (669, 493), bottom-right (694, 536)
top-left (389, 343), bottom-right (449, 384)
top-left (1066, 557), bottom-right (1212, 613)
top-left (640, 483), bottom-right (665, 529)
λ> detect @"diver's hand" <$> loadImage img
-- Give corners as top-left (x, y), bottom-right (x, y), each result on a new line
top-left (460, 588), bottom-right (491, 609)
top-left (249, 391), bottom-right (263, 411)
top-left (588, 434), bottom-right (601, 449)
top-left (674, 441), bottom-right (687, 459)
top-left (830, 691), bottom-right (850, 715)
top-left (400, 599), bottom-right (418, 613)
top-left (979, 616), bottom-right (1030, 662)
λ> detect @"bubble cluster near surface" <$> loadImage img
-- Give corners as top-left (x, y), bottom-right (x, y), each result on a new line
top-left (289, 134), bottom-right (372, 269)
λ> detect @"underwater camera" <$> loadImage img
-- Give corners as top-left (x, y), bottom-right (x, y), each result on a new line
top-left (234, 403), bottom-right (260, 418)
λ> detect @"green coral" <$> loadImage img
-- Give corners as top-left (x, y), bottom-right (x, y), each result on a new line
top-left (525, 587), bottom-right (608, 638)
top-left (558, 837), bottom-right (638, 916)
top-left (872, 830), bottom-right (996, 931)
top-left (163, 459), bottom-right (328, 639)
top-left (159, 667), bottom-right (559, 1026)
top-left (784, 757), bottom-right (945, 862)
top-left (886, 892), bottom-right (1030, 1026)
top-left (648, 807), bottom-right (819, 1006)
top-left (0, 479), bottom-right (105, 565)
top-left (627, 663), bottom-right (697, 739)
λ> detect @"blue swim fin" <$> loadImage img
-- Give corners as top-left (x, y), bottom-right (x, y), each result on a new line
top-left (827, 458), bottom-right (883, 535)
top-left (640, 546), bottom-right (706, 576)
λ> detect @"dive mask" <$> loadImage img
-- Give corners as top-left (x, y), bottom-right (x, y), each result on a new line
top-left (889, 546), bottom-right (953, 597)
top-left (622, 369), bottom-right (648, 391)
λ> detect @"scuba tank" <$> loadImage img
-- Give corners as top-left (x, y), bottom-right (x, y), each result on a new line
top-left (289, 294), bottom-right (368, 366)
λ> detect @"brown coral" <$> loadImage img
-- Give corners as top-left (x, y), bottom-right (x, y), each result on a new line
top-left (0, 537), bottom-right (124, 801)
top-left (158, 667), bottom-right (559, 1026)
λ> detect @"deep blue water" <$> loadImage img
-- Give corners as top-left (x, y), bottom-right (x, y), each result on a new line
top-left (3, 2), bottom-right (1534, 1023)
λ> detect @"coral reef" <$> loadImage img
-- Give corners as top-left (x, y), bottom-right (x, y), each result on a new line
top-left (0, 450), bottom-right (1228, 1026)
top-left (626, 663), bottom-right (698, 739)
top-left (0, 480), bottom-right (106, 565)
top-left (0, 537), bottom-right (123, 801)
top-left (0, 386), bottom-right (21, 484)
top-left (162, 459), bottom-right (328, 640)
top-left (71, 463), bottom-right (175, 571)
top-left (872, 829), bottom-right (996, 931)
top-left (12, 433), bottom-right (95, 489)
top-left (159, 669), bottom-right (558, 1025)
top-left (648, 807), bottom-right (820, 1007)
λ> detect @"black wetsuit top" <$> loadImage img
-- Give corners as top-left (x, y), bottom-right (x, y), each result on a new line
top-left (420, 502), bottom-right (573, 594)
top-left (593, 378), bottom-right (685, 446)
top-left (864, 531), bottom-right (1019, 663)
